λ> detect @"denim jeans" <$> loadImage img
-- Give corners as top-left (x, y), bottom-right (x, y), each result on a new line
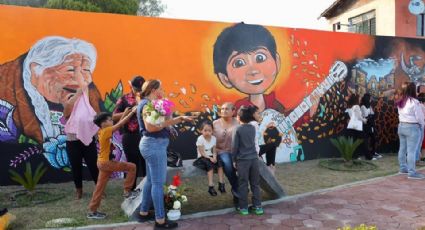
top-left (139, 136), bottom-right (169, 219)
top-left (416, 126), bottom-right (424, 161)
top-left (218, 152), bottom-right (239, 196)
top-left (398, 123), bottom-right (421, 176)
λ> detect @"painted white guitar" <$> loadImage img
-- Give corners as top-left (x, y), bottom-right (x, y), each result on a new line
top-left (258, 61), bottom-right (348, 163)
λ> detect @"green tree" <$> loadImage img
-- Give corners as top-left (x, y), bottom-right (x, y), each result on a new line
top-left (44, 0), bottom-right (100, 12)
top-left (0, 0), bottom-right (47, 7)
top-left (137, 0), bottom-right (165, 16)
top-left (0, 0), bottom-right (165, 16)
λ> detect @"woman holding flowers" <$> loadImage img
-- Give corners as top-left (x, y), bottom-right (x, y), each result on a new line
top-left (136, 79), bottom-right (195, 229)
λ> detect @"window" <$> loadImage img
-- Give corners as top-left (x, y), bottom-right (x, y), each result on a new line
top-left (333, 22), bottom-right (341, 31)
top-left (418, 14), bottom-right (425, 36)
top-left (348, 10), bottom-right (376, 35)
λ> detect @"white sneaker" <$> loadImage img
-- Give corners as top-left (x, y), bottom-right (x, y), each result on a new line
top-left (371, 157), bottom-right (377, 161)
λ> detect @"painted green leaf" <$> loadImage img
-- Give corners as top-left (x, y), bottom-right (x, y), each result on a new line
top-left (103, 81), bottom-right (123, 112)
top-left (18, 134), bottom-right (38, 145)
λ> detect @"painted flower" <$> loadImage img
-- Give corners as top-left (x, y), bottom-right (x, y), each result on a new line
top-left (42, 135), bottom-right (69, 169)
top-left (173, 200), bottom-right (181, 210)
top-left (0, 99), bottom-right (18, 142)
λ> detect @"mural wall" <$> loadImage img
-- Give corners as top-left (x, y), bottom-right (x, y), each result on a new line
top-left (0, 5), bottom-right (424, 185)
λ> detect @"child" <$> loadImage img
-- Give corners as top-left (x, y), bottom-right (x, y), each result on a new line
top-left (232, 105), bottom-right (263, 216)
top-left (418, 93), bottom-right (425, 165)
top-left (248, 105), bottom-right (260, 155)
top-left (249, 105), bottom-right (277, 175)
top-left (360, 93), bottom-right (382, 159)
top-left (87, 108), bottom-right (137, 219)
top-left (194, 121), bottom-right (225, 196)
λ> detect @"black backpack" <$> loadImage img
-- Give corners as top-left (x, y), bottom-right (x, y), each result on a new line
top-left (167, 150), bottom-right (183, 167)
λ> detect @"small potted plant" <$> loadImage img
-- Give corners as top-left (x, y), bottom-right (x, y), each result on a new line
top-left (164, 173), bottom-right (188, 221)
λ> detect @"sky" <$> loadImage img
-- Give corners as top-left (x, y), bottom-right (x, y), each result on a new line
top-left (160, 0), bottom-right (336, 31)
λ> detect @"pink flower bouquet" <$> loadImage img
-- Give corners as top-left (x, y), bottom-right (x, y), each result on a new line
top-left (145, 98), bottom-right (175, 125)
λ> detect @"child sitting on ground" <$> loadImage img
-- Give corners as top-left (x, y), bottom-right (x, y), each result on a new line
top-left (194, 121), bottom-right (225, 196)
top-left (87, 108), bottom-right (137, 219)
top-left (232, 106), bottom-right (264, 216)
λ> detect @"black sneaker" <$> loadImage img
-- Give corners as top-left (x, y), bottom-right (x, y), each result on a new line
top-left (87, 211), bottom-right (107, 219)
top-left (218, 182), bottom-right (226, 193)
top-left (208, 186), bottom-right (217, 196)
top-left (154, 220), bottom-right (178, 229)
top-left (137, 211), bottom-right (155, 222)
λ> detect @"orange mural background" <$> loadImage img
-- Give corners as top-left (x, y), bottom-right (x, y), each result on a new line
top-left (0, 5), bottom-right (375, 111)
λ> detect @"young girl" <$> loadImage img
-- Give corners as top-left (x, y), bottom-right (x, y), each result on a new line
top-left (360, 93), bottom-right (382, 159)
top-left (346, 94), bottom-right (374, 160)
top-left (249, 105), bottom-right (278, 175)
top-left (195, 121), bottom-right (224, 196)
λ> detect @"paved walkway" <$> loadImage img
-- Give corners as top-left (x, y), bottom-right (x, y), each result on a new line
top-left (91, 171), bottom-right (425, 230)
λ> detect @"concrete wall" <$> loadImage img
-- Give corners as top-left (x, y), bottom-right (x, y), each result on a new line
top-left (395, 0), bottom-right (421, 38)
top-left (1, 5), bottom-right (425, 185)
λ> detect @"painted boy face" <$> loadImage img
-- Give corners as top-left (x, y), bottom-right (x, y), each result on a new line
top-left (218, 47), bottom-right (280, 95)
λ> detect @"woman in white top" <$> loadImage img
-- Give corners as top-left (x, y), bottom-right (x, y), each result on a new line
top-left (360, 93), bottom-right (382, 159)
top-left (345, 94), bottom-right (372, 160)
top-left (396, 82), bottom-right (425, 179)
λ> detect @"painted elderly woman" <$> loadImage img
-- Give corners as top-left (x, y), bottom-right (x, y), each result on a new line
top-left (0, 36), bottom-right (104, 197)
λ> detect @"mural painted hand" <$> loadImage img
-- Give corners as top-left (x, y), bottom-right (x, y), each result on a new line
top-left (42, 135), bottom-right (69, 169)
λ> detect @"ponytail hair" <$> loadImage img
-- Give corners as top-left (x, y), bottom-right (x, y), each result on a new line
top-left (141, 79), bottom-right (161, 98)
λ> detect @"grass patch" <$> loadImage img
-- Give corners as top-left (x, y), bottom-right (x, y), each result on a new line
top-left (319, 159), bottom-right (378, 171)
top-left (7, 188), bottom-right (66, 208)
top-left (1, 154), bottom-right (402, 229)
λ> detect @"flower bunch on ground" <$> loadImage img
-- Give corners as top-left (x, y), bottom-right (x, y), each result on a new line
top-left (164, 173), bottom-right (188, 210)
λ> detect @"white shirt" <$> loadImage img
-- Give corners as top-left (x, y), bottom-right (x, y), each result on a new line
top-left (360, 105), bottom-right (374, 118)
top-left (196, 135), bottom-right (216, 157)
top-left (249, 120), bottom-right (260, 153)
top-left (398, 98), bottom-right (424, 127)
top-left (346, 105), bottom-right (366, 122)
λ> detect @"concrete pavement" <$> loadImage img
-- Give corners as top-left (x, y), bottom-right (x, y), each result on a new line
top-left (85, 171), bottom-right (425, 230)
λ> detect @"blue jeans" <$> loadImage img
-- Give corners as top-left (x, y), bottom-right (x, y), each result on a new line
top-left (139, 136), bottom-right (169, 219)
top-left (398, 123), bottom-right (421, 176)
top-left (416, 126), bottom-right (424, 161)
top-left (218, 153), bottom-right (239, 196)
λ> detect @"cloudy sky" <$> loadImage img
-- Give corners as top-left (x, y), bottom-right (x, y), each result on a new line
top-left (160, 0), bottom-right (336, 31)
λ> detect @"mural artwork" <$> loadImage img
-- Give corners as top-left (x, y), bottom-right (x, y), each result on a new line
top-left (0, 5), bottom-right (424, 185)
